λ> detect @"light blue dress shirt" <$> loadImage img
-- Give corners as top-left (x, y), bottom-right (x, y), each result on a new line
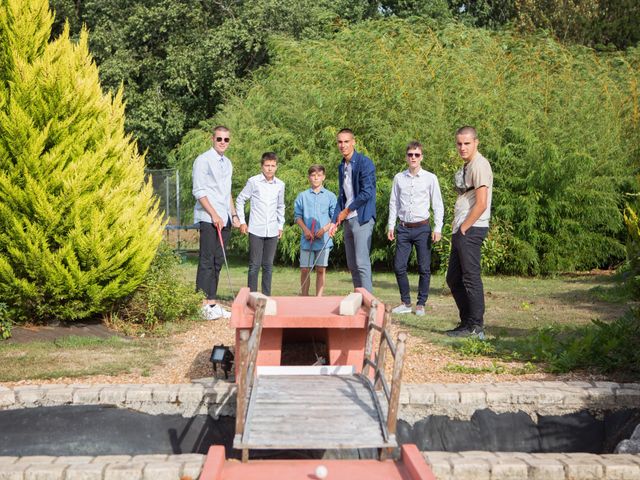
top-left (192, 148), bottom-right (232, 224)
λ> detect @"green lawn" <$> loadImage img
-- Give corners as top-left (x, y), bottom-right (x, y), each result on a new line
top-left (182, 256), bottom-right (631, 345)
top-left (1, 256), bottom-right (634, 383)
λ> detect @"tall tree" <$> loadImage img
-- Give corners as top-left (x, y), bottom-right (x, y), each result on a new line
top-left (0, 0), bottom-right (163, 323)
top-left (48, 0), bottom-right (378, 167)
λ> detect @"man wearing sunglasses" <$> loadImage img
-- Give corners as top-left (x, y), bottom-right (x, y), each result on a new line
top-left (387, 141), bottom-right (444, 317)
top-left (192, 126), bottom-right (241, 320)
top-left (328, 129), bottom-right (376, 293)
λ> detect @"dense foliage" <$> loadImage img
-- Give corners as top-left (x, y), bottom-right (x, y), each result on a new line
top-left (387, 1), bottom-right (640, 50)
top-left (47, 1), bottom-right (639, 168)
top-left (0, 0), bottom-right (163, 323)
top-left (172, 21), bottom-right (638, 274)
top-left (624, 203), bottom-right (640, 296)
top-left (48, 0), bottom-right (378, 166)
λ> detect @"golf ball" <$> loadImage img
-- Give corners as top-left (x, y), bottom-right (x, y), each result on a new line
top-left (315, 464), bottom-right (328, 479)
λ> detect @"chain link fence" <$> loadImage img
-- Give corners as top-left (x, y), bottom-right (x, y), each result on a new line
top-left (146, 168), bottom-right (199, 251)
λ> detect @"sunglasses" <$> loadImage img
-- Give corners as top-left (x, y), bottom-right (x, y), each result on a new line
top-left (215, 137), bottom-right (230, 143)
top-left (406, 152), bottom-right (422, 158)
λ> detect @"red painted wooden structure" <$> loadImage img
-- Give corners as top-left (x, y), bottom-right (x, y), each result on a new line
top-left (230, 287), bottom-right (384, 372)
top-left (199, 444), bottom-right (436, 480)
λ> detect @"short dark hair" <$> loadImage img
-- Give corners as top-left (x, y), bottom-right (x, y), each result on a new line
top-left (456, 126), bottom-right (478, 139)
top-left (212, 125), bottom-right (229, 134)
top-left (406, 141), bottom-right (422, 153)
top-left (308, 164), bottom-right (325, 175)
top-left (337, 128), bottom-right (354, 137)
top-left (261, 152), bottom-right (278, 165)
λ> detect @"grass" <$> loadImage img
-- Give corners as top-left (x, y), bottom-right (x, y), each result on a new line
top-left (0, 255), bottom-right (635, 382)
top-left (0, 335), bottom-right (164, 382)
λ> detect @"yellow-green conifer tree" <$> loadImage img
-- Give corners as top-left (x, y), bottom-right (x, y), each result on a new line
top-left (0, 0), bottom-right (163, 322)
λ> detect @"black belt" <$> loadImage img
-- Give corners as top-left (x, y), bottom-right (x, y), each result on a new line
top-left (399, 220), bottom-right (429, 228)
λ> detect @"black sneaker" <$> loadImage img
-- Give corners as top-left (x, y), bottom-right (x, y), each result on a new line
top-left (446, 325), bottom-right (485, 340)
top-left (445, 323), bottom-right (469, 335)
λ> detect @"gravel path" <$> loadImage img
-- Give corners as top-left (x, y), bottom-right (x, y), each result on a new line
top-left (5, 311), bottom-right (606, 387)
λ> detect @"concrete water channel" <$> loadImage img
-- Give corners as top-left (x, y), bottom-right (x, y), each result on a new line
top-left (1, 380), bottom-right (639, 479)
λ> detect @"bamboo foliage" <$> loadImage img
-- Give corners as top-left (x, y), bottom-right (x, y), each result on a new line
top-left (0, 0), bottom-right (163, 322)
top-left (170, 19), bottom-right (638, 274)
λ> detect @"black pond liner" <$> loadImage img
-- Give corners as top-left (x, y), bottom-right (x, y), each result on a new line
top-left (0, 405), bottom-right (638, 457)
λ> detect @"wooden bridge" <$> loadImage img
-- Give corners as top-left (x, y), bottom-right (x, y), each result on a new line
top-left (233, 297), bottom-right (408, 462)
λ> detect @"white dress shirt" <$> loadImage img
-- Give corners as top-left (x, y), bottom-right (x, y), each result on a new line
top-left (388, 168), bottom-right (444, 233)
top-left (192, 148), bottom-right (232, 224)
top-left (343, 161), bottom-right (358, 220)
top-left (236, 174), bottom-right (285, 237)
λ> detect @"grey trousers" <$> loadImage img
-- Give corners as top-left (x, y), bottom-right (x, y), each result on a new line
top-left (248, 233), bottom-right (278, 296)
top-left (343, 217), bottom-right (374, 293)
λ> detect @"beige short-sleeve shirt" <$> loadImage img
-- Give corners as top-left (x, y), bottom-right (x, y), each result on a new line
top-left (452, 153), bottom-right (493, 233)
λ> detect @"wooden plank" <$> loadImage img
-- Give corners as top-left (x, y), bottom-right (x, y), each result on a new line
top-left (256, 365), bottom-right (355, 376)
top-left (238, 439), bottom-right (396, 450)
top-left (240, 373), bottom-right (396, 451)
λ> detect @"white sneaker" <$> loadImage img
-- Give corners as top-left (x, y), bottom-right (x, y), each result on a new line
top-left (391, 304), bottom-right (412, 314)
top-left (415, 306), bottom-right (425, 316)
top-left (201, 304), bottom-right (222, 320)
top-left (211, 304), bottom-right (231, 319)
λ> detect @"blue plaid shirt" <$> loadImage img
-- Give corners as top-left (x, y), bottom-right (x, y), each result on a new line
top-left (294, 187), bottom-right (337, 251)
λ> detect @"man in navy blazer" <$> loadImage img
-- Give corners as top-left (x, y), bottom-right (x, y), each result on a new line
top-left (329, 129), bottom-right (376, 292)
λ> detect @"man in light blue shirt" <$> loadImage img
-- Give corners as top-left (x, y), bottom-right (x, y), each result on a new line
top-left (387, 141), bottom-right (444, 317)
top-left (294, 164), bottom-right (337, 296)
top-left (192, 125), bottom-right (240, 320)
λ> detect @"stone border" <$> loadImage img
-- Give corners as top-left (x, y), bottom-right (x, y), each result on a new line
top-left (423, 451), bottom-right (640, 480)
top-left (1, 381), bottom-right (639, 479)
top-left (1, 451), bottom-right (639, 479)
top-left (2, 380), bottom-right (639, 419)
top-left (0, 453), bottom-right (204, 480)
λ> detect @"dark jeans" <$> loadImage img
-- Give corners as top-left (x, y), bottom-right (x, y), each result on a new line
top-left (394, 224), bottom-right (432, 306)
top-left (248, 233), bottom-right (278, 296)
top-left (446, 227), bottom-right (489, 328)
top-left (196, 221), bottom-right (231, 300)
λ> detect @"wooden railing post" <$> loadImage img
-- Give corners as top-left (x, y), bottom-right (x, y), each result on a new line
top-left (362, 299), bottom-right (378, 379)
top-left (235, 297), bottom-right (266, 463)
top-left (386, 332), bottom-right (407, 438)
top-left (235, 329), bottom-right (249, 440)
top-left (374, 305), bottom-right (391, 390)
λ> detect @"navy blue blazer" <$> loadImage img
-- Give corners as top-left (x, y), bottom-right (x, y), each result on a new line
top-left (332, 150), bottom-right (376, 225)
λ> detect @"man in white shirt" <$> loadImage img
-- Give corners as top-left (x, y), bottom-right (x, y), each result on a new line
top-left (192, 126), bottom-right (240, 320)
top-left (387, 141), bottom-right (444, 316)
top-left (235, 152), bottom-right (285, 296)
top-left (446, 126), bottom-right (493, 339)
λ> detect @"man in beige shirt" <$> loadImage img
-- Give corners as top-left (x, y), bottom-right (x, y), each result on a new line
top-left (446, 126), bottom-right (493, 339)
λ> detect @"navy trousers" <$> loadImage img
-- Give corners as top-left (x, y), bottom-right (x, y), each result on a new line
top-left (393, 224), bottom-right (432, 306)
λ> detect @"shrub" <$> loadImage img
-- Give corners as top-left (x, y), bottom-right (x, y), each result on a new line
top-left (0, 303), bottom-right (11, 340)
top-left (495, 313), bottom-right (640, 374)
top-left (110, 243), bottom-right (203, 332)
top-left (624, 204), bottom-right (640, 296)
top-left (0, 0), bottom-right (163, 323)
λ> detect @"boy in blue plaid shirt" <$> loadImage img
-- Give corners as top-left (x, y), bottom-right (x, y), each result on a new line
top-left (294, 164), bottom-right (337, 296)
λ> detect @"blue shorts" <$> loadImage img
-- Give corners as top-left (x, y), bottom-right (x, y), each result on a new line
top-left (300, 248), bottom-right (331, 268)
